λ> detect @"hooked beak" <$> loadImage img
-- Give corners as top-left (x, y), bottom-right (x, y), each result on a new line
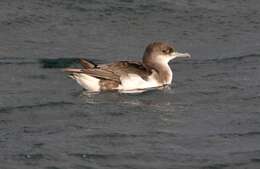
top-left (170, 52), bottom-right (191, 59)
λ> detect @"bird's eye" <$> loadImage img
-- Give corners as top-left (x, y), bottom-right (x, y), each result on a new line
top-left (163, 48), bottom-right (174, 54)
top-left (162, 49), bottom-right (170, 54)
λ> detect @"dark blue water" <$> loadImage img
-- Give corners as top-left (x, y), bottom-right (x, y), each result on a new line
top-left (1, 0), bottom-right (260, 169)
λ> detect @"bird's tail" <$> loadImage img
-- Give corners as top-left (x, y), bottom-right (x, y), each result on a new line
top-left (63, 58), bottom-right (97, 80)
top-left (63, 68), bottom-right (83, 73)
top-left (79, 59), bottom-right (97, 69)
top-left (63, 68), bottom-right (83, 79)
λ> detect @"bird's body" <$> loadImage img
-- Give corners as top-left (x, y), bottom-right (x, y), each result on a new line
top-left (64, 42), bottom-right (190, 92)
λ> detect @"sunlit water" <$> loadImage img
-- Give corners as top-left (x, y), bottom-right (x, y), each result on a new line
top-left (1, 0), bottom-right (260, 169)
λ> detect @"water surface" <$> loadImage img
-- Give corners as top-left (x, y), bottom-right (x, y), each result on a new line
top-left (1, 0), bottom-right (260, 169)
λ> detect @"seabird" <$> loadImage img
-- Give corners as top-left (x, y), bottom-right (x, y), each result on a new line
top-left (64, 42), bottom-right (191, 92)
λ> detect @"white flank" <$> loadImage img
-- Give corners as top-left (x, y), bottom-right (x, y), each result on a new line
top-left (73, 73), bottom-right (100, 92)
top-left (118, 72), bottom-right (161, 91)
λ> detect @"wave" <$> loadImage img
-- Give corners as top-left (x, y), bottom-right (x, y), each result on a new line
top-left (0, 57), bottom-right (101, 68)
top-left (0, 58), bottom-right (37, 65)
top-left (210, 131), bottom-right (260, 139)
top-left (187, 54), bottom-right (260, 65)
top-left (210, 54), bottom-right (260, 63)
top-left (0, 101), bottom-right (74, 113)
top-left (84, 132), bottom-right (143, 139)
top-left (1, 15), bottom-right (47, 27)
top-left (39, 58), bottom-right (80, 68)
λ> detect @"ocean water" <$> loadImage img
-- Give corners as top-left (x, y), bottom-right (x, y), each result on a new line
top-left (1, 0), bottom-right (260, 169)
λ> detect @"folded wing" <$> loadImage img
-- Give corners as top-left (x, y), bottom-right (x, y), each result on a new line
top-left (66, 59), bottom-right (152, 83)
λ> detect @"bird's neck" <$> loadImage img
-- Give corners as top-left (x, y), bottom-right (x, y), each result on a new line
top-left (156, 63), bottom-right (173, 84)
top-left (145, 62), bottom-right (173, 85)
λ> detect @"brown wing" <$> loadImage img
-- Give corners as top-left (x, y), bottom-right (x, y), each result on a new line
top-left (82, 68), bottom-right (121, 82)
top-left (97, 61), bottom-right (152, 80)
top-left (81, 61), bottom-right (151, 82)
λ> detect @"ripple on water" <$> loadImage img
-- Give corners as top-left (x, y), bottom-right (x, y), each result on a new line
top-left (0, 101), bottom-right (74, 114)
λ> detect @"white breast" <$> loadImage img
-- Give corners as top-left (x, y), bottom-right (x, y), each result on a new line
top-left (118, 72), bottom-right (161, 91)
